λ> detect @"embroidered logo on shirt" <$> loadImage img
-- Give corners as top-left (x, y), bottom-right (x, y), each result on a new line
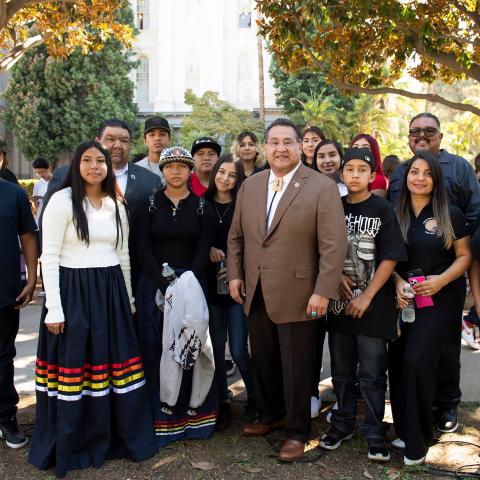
top-left (424, 217), bottom-right (438, 235)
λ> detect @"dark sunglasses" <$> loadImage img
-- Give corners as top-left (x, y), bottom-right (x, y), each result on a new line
top-left (408, 127), bottom-right (438, 138)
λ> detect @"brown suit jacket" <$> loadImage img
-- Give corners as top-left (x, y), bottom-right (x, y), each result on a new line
top-left (227, 162), bottom-right (347, 324)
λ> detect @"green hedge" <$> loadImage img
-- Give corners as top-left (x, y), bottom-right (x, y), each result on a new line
top-left (18, 179), bottom-right (38, 197)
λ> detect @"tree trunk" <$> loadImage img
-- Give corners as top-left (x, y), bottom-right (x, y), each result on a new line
top-left (256, 7), bottom-right (265, 130)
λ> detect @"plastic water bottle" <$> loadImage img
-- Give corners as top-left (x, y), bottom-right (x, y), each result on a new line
top-left (162, 262), bottom-right (177, 284)
top-left (216, 260), bottom-right (229, 295)
top-left (401, 283), bottom-right (415, 323)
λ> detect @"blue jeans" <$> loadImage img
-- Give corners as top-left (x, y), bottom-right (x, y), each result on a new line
top-left (209, 303), bottom-right (254, 402)
top-left (329, 332), bottom-right (388, 446)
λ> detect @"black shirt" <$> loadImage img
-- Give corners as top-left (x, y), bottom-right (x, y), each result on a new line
top-left (0, 179), bottom-right (37, 308)
top-left (136, 190), bottom-right (214, 291)
top-left (0, 167), bottom-right (18, 184)
top-left (396, 204), bottom-right (468, 303)
top-left (328, 194), bottom-right (407, 339)
top-left (207, 200), bottom-right (236, 306)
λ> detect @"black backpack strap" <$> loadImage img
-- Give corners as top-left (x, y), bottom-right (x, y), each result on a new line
top-left (196, 197), bottom-right (205, 216)
top-left (148, 193), bottom-right (156, 214)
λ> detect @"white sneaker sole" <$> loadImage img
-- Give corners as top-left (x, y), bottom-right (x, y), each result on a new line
top-left (368, 451), bottom-right (390, 462)
top-left (0, 430), bottom-right (28, 449)
top-left (404, 455), bottom-right (426, 466)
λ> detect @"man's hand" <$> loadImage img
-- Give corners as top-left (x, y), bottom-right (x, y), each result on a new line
top-left (339, 275), bottom-right (355, 301)
top-left (209, 247), bottom-right (225, 263)
top-left (306, 294), bottom-right (329, 319)
top-left (345, 292), bottom-right (372, 319)
top-left (15, 281), bottom-right (36, 309)
top-left (46, 322), bottom-right (64, 335)
top-left (229, 279), bottom-right (246, 304)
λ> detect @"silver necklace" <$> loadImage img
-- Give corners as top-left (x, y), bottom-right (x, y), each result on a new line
top-left (214, 201), bottom-right (232, 224)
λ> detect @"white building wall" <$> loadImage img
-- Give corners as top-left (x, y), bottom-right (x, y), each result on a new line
top-left (130, 0), bottom-right (277, 114)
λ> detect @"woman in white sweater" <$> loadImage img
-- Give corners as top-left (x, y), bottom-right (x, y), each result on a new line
top-left (29, 141), bottom-right (157, 477)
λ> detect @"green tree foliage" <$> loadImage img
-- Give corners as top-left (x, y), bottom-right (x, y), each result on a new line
top-left (180, 90), bottom-right (262, 150)
top-left (2, 7), bottom-right (137, 163)
top-left (269, 55), bottom-right (353, 124)
top-left (257, 0), bottom-right (480, 116)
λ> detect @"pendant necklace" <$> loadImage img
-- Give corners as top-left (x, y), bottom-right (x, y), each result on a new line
top-left (214, 201), bottom-right (232, 224)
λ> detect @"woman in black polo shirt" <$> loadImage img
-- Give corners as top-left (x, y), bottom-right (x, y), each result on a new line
top-left (389, 152), bottom-right (471, 466)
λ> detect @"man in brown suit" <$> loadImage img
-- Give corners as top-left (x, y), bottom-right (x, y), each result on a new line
top-left (228, 118), bottom-right (347, 462)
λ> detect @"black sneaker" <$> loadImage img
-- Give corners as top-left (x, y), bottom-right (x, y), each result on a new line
top-left (215, 402), bottom-right (232, 432)
top-left (243, 397), bottom-right (257, 423)
top-left (0, 416), bottom-right (28, 449)
top-left (319, 428), bottom-right (353, 450)
top-left (436, 408), bottom-right (458, 433)
top-left (368, 446), bottom-right (390, 462)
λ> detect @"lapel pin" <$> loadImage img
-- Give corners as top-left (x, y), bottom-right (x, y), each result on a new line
top-left (294, 182), bottom-right (300, 188)
top-left (130, 174), bottom-right (135, 180)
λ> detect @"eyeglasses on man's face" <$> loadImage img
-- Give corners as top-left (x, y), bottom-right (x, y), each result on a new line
top-left (408, 127), bottom-right (439, 138)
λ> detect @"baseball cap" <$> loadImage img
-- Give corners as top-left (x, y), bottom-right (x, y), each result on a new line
top-left (341, 148), bottom-right (375, 172)
top-left (191, 137), bottom-right (221, 157)
top-left (144, 116), bottom-right (171, 136)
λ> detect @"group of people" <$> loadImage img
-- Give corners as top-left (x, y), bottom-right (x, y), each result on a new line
top-left (1, 111), bottom-right (479, 476)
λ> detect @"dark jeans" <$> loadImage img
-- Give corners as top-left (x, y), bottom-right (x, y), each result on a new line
top-left (0, 306), bottom-right (20, 422)
top-left (209, 303), bottom-right (255, 402)
top-left (248, 286), bottom-right (319, 443)
top-left (329, 332), bottom-right (388, 445)
top-left (389, 299), bottom-right (457, 460)
top-left (435, 277), bottom-right (465, 411)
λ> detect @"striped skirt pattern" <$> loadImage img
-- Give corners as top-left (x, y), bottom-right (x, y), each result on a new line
top-left (28, 266), bottom-right (157, 477)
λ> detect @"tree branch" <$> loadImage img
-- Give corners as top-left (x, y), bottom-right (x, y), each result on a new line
top-left (411, 34), bottom-right (480, 82)
top-left (286, 1), bottom-right (480, 116)
top-left (450, 0), bottom-right (480, 26)
top-left (0, 33), bottom-right (44, 71)
top-left (329, 78), bottom-right (480, 117)
top-left (2, 0), bottom-right (44, 26)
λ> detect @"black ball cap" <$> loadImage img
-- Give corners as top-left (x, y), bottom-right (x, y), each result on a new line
top-left (341, 147), bottom-right (375, 172)
top-left (191, 137), bottom-right (221, 157)
top-left (144, 116), bottom-right (171, 136)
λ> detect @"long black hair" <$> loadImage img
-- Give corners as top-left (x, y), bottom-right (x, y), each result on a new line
top-left (204, 154), bottom-right (245, 202)
top-left (59, 140), bottom-right (125, 247)
top-left (396, 151), bottom-right (455, 248)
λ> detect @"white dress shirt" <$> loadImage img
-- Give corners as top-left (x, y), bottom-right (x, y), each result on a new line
top-left (115, 163), bottom-right (129, 194)
top-left (266, 161), bottom-right (301, 230)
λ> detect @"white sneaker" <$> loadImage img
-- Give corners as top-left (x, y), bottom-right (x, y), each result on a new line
top-left (462, 320), bottom-right (480, 350)
top-left (404, 455), bottom-right (426, 466)
top-left (391, 438), bottom-right (405, 449)
top-left (326, 402), bottom-right (338, 423)
top-left (311, 396), bottom-right (321, 418)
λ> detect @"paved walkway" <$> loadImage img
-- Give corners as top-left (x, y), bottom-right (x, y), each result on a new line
top-left (15, 296), bottom-right (480, 401)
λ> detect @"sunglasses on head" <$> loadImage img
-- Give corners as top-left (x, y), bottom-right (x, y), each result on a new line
top-left (408, 127), bottom-right (438, 138)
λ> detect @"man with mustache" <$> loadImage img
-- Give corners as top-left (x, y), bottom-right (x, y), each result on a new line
top-left (388, 112), bottom-right (480, 435)
top-left (190, 137), bottom-right (221, 197)
top-left (136, 116), bottom-right (171, 186)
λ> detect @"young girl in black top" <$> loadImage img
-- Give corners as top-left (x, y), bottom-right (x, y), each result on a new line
top-left (204, 155), bottom-right (256, 430)
top-left (135, 147), bottom-right (217, 447)
top-left (390, 152), bottom-right (471, 465)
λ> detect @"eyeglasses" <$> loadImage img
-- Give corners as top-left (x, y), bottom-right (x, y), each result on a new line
top-left (408, 127), bottom-right (439, 138)
top-left (265, 140), bottom-right (298, 148)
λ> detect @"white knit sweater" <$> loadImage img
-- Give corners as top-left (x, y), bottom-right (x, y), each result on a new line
top-left (41, 187), bottom-right (134, 324)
